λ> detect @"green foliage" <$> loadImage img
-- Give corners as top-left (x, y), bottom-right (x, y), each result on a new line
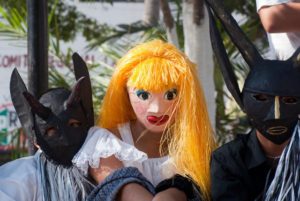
top-left (0, 129), bottom-right (28, 162)
top-left (0, 6), bottom-right (26, 39)
top-left (48, 1), bottom-right (117, 43)
top-left (0, 0), bottom-right (119, 44)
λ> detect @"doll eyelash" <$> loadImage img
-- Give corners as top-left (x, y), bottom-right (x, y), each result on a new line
top-left (136, 89), bottom-right (151, 100)
top-left (136, 89), bottom-right (146, 96)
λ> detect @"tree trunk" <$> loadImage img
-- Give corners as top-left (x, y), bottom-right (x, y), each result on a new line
top-left (27, 0), bottom-right (48, 155)
top-left (183, 0), bottom-right (216, 129)
top-left (143, 0), bottom-right (160, 26)
top-left (160, 0), bottom-right (179, 47)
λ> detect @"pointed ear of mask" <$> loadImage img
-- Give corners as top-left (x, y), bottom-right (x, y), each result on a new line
top-left (23, 92), bottom-right (52, 120)
top-left (207, 7), bottom-right (243, 109)
top-left (72, 52), bottom-right (94, 127)
top-left (205, 0), bottom-right (263, 68)
top-left (66, 76), bottom-right (85, 108)
top-left (10, 69), bottom-right (34, 138)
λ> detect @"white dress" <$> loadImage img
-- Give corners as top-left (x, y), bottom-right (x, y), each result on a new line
top-left (73, 122), bottom-right (176, 186)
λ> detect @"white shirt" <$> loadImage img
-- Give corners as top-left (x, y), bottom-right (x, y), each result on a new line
top-left (73, 123), bottom-right (176, 186)
top-left (256, 0), bottom-right (300, 60)
top-left (0, 152), bottom-right (43, 201)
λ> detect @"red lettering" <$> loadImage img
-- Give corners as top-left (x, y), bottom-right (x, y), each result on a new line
top-left (0, 54), bottom-right (98, 68)
top-left (2, 56), bottom-right (10, 67)
top-left (9, 55), bottom-right (21, 67)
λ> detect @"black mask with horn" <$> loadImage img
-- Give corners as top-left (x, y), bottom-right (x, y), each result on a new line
top-left (205, 0), bottom-right (300, 144)
top-left (10, 53), bottom-right (94, 166)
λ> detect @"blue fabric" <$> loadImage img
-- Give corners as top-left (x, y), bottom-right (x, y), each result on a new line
top-left (87, 167), bottom-right (155, 201)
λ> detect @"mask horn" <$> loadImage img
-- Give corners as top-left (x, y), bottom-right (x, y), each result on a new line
top-left (208, 7), bottom-right (243, 109)
top-left (205, 0), bottom-right (263, 68)
top-left (66, 76), bottom-right (85, 108)
top-left (10, 68), bottom-right (34, 138)
top-left (23, 92), bottom-right (52, 120)
top-left (72, 52), bottom-right (94, 127)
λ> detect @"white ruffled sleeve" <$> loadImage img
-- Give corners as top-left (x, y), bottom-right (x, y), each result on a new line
top-left (72, 126), bottom-right (148, 175)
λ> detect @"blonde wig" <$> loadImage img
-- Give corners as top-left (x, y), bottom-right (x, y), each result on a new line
top-left (99, 40), bottom-right (216, 199)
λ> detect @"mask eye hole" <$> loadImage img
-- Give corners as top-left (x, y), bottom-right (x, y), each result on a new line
top-left (68, 119), bottom-right (82, 127)
top-left (45, 127), bottom-right (58, 137)
top-left (252, 94), bottom-right (269, 102)
top-left (281, 96), bottom-right (299, 104)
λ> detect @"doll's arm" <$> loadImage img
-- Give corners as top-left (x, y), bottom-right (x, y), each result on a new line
top-left (89, 155), bottom-right (123, 183)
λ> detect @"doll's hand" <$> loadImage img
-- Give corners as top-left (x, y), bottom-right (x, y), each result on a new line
top-left (155, 175), bottom-right (201, 200)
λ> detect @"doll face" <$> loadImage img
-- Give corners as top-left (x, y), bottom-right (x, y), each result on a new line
top-left (128, 87), bottom-right (178, 133)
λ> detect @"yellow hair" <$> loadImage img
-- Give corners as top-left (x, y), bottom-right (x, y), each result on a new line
top-left (99, 40), bottom-right (216, 199)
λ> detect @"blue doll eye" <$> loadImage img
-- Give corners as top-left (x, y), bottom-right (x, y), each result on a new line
top-left (164, 88), bottom-right (177, 100)
top-left (136, 90), bottom-right (151, 100)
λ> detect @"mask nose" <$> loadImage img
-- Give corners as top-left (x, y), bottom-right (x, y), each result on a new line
top-left (274, 96), bottom-right (280, 119)
top-left (266, 96), bottom-right (280, 120)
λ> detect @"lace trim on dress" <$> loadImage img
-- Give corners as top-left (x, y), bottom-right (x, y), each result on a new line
top-left (72, 127), bottom-right (148, 175)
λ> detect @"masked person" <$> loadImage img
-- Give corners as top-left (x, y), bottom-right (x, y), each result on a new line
top-left (0, 53), bottom-right (95, 201)
top-left (205, 0), bottom-right (300, 200)
top-left (72, 40), bottom-right (216, 201)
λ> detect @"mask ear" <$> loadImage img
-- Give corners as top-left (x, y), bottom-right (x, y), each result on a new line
top-left (10, 69), bottom-right (35, 138)
top-left (23, 91), bottom-right (52, 120)
top-left (205, 0), bottom-right (263, 68)
top-left (207, 7), bottom-right (243, 109)
top-left (72, 53), bottom-right (94, 128)
top-left (66, 76), bottom-right (85, 108)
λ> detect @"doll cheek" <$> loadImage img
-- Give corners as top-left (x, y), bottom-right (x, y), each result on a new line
top-left (131, 102), bottom-right (148, 115)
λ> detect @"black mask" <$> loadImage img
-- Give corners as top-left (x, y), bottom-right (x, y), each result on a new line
top-left (10, 53), bottom-right (94, 166)
top-left (243, 91), bottom-right (300, 144)
top-left (205, 0), bottom-right (300, 144)
top-left (25, 86), bottom-right (89, 166)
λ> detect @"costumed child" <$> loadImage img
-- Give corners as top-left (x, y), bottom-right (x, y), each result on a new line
top-left (0, 53), bottom-right (95, 201)
top-left (206, 0), bottom-right (300, 200)
top-left (73, 40), bottom-right (216, 201)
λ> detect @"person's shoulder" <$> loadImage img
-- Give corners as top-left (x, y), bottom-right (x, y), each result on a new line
top-left (214, 133), bottom-right (249, 153)
top-left (212, 133), bottom-right (250, 165)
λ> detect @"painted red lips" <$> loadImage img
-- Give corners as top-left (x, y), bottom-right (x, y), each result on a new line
top-left (147, 115), bottom-right (169, 125)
